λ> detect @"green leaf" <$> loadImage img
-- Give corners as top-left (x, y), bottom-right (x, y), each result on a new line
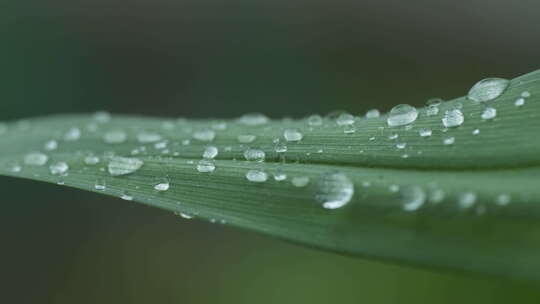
top-left (1, 70), bottom-right (540, 281)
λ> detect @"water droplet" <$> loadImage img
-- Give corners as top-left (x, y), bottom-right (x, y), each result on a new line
top-left (315, 172), bottom-right (354, 210)
top-left (467, 78), bottom-right (509, 102)
top-left (203, 146), bottom-right (219, 159)
top-left (495, 194), bottom-right (511, 206)
top-left (396, 142), bottom-right (406, 149)
top-left (426, 98), bottom-right (443, 107)
top-left (107, 157), bottom-right (144, 176)
top-left (193, 130), bottom-right (215, 142)
top-left (7, 162), bottom-right (22, 173)
top-left (197, 159), bottom-right (216, 173)
top-left (246, 169), bottom-right (268, 183)
top-left (292, 176), bottom-right (310, 187)
top-left (24, 152), bottom-right (48, 166)
top-left (307, 114), bottom-right (323, 126)
top-left (137, 131), bottom-right (162, 143)
top-left (481, 107), bottom-right (497, 120)
top-left (63, 128), bottom-right (81, 141)
top-left (388, 133), bottom-right (399, 140)
top-left (275, 142), bottom-right (287, 153)
top-left (154, 179), bottom-right (170, 192)
top-left (419, 128), bottom-right (432, 137)
top-left (387, 104), bottom-right (418, 127)
top-left (343, 125), bottom-right (356, 134)
top-left (514, 98), bottom-right (525, 107)
top-left (44, 140), bottom-right (58, 151)
top-left (365, 109), bottom-right (380, 119)
top-left (283, 129), bottom-right (303, 142)
top-left (120, 191), bottom-right (134, 201)
top-left (94, 178), bottom-right (106, 191)
top-left (273, 170), bottom-right (287, 181)
top-left (521, 91), bottom-right (531, 98)
top-left (154, 141), bottom-right (168, 150)
top-left (426, 105), bottom-right (440, 116)
top-left (472, 129), bottom-right (480, 135)
top-left (93, 111), bottom-right (111, 123)
top-left (103, 130), bottom-right (127, 144)
top-left (428, 188), bottom-right (445, 203)
top-left (389, 184), bottom-right (400, 192)
top-left (336, 113), bottom-right (355, 126)
top-left (240, 133), bottom-right (260, 144)
top-left (401, 186), bottom-right (426, 211)
top-left (49, 161), bottom-right (69, 175)
top-left (212, 122), bottom-right (227, 130)
top-left (238, 113), bottom-right (269, 126)
top-left (179, 212), bottom-right (193, 219)
top-left (458, 191), bottom-right (476, 208)
top-left (244, 148), bottom-right (265, 162)
top-left (442, 109), bottom-right (464, 128)
top-left (84, 155), bottom-right (100, 165)
top-left (443, 136), bottom-right (455, 145)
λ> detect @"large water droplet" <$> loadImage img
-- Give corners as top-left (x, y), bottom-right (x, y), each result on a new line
top-left (24, 152), bottom-right (48, 166)
top-left (467, 78), bottom-right (509, 102)
top-left (315, 172), bottom-right (354, 210)
top-left (49, 161), bottom-right (69, 175)
top-left (401, 186), bottom-right (426, 211)
top-left (107, 156), bottom-right (144, 176)
top-left (246, 169), bottom-right (268, 183)
top-left (244, 148), bottom-right (266, 162)
top-left (387, 104), bottom-right (418, 127)
top-left (442, 109), bottom-right (464, 127)
top-left (283, 129), bottom-right (303, 142)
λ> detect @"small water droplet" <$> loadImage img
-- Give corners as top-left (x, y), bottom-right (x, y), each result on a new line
top-left (193, 130), bottom-right (216, 142)
top-left (244, 148), bottom-right (265, 162)
top-left (7, 162), bottom-right (22, 173)
top-left (419, 128), bottom-right (432, 137)
top-left (246, 169), bottom-right (268, 183)
top-left (107, 157), bottom-right (144, 176)
top-left (396, 142), bottom-right (406, 149)
top-left (401, 186), bottom-right (426, 211)
top-left (458, 191), bottom-right (476, 208)
top-left (275, 142), bottom-right (287, 153)
top-left (336, 113), bottom-right (355, 126)
top-left (94, 178), bottom-right (106, 190)
top-left (24, 152), bottom-right (48, 166)
top-left (443, 136), bottom-right (455, 145)
top-left (292, 176), bottom-right (310, 187)
top-left (428, 188), bottom-right (445, 203)
top-left (49, 161), bottom-right (69, 175)
top-left (120, 191), bottom-right (134, 201)
top-left (137, 131), bottom-right (162, 143)
top-left (481, 107), bottom-right (497, 120)
top-left (197, 159), bottom-right (216, 173)
top-left (179, 212), bottom-right (193, 219)
top-left (103, 130), bottom-right (127, 144)
top-left (284, 129), bottom-right (303, 142)
top-left (495, 193), bottom-right (511, 206)
top-left (237, 134), bottom-right (257, 144)
top-left (315, 172), bottom-right (354, 210)
top-left (43, 140), bottom-right (58, 151)
top-left (514, 98), bottom-right (525, 107)
top-left (388, 133), bottom-right (399, 140)
top-left (365, 109), bottom-right (380, 119)
top-left (203, 146), bottom-right (219, 159)
top-left (238, 113), bottom-right (269, 126)
top-left (212, 122), bottom-right (227, 130)
top-left (93, 111), bottom-right (111, 123)
top-left (273, 170), bottom-right (287, 181)
top-left (307, 114), bottom-right (323, 126)
top-left (84, 155), bottom-right (100, 165)
top-left (442, 109), bottom-right (464, 128)
top-left (467, 78), bottom-right (509, 102)
top-left (154, 179), bottom-right (170, 192)
top-left (389, 184), bottom-right (400, 192)
top-left (472, 129), bottom-right (480, 135)
top-left (63, 128), bottom-right (81, 141)
top-left (343, 125), bottom-right (356, 134)
top-left (521, 91), bottom-right (531, 98)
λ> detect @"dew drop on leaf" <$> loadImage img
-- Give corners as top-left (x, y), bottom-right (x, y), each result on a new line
top-left (283, 129), bottom-right (303, 142)
top-left (24, 152), bottom-right (48, 166)
top-left (401, 186), bottom-right (426, 211)
top-left (244, 148), bottom-right (265, 162)
top-left (203, 146), bottom-right (219, 159)
top-left (442, 109), bottom-right (464, 128)
top-left (365, 109), bottom-right (380, 119)
top-left (237, 134), bottom-right (257, 144)
top-left (246, 169), bottom-right (268, 183)
top-left (387, 104), bottom-right (418, 127)
top-left (467, 78), bottom-right (509, 102)
top-left (481, 107), bottom-right (497, 120)
top-left (49, 161), bottom-right (69, 175)
top-left (292, 176), bottom-right (310, 187)
top-left (197, 159), bottom-right (216, 173)
top-left (315, 172), bottom-right (354, 210)
top-left (44, 140), bottom-right (58, 151)
top-left (107, 156), bottom-right (144, 176)
top-left (103, 130), bottom-right (127, 144)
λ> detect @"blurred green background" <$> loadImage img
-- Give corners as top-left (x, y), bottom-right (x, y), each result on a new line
top-left (1, 0), bottom-right (539, 303)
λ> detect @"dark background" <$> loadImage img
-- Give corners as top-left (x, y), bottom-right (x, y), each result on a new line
top-left (1, 1), bottom-right (539, 303)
